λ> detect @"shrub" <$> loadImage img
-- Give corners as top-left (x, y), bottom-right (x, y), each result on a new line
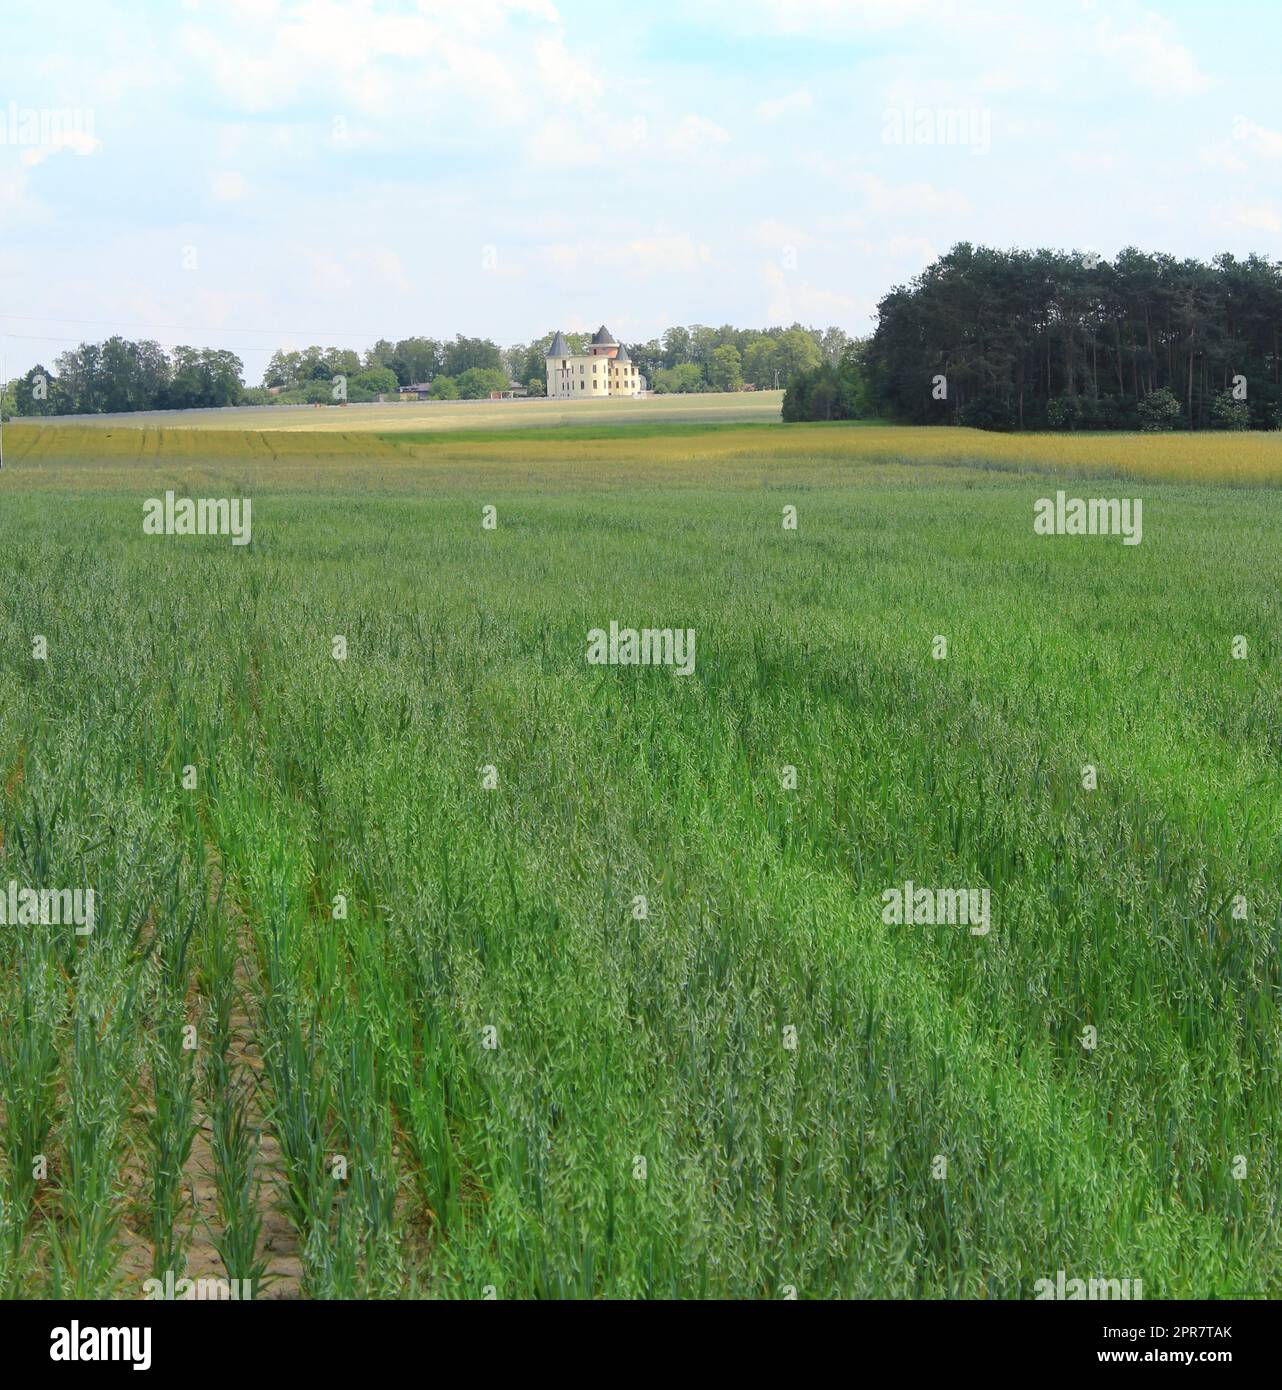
top-left (653, 364), bottom-right (705, 394)
top-left (352, 366), bottom-right (399, 398)
top-left (457, 367), bottom-right (509, 399)
top-left (957, 394), bottom-right (1013, 431)
top-left (781, 347), bottom-right (868, 422)
top-left (1210, 390), bottom-right (1250, 430)
top-left (1247, 380), bottom-right (1280, 429)
top-left (1138, 387), bottom-right (1181, 432)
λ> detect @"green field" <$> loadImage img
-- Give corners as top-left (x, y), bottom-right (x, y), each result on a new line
top-left (1, 419), bottom-right (1280, 1299)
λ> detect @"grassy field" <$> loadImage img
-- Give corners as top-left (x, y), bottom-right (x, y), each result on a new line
top-left (1, 419), bottom-right (1280, 1299)
top-left (30, 389), bottom-right (786, 433)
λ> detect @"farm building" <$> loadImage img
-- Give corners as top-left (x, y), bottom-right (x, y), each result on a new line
top-left (545, 325), bottom-right (646, 399)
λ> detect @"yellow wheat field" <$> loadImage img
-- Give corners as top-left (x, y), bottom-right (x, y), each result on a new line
top-left (3, 420), bottom-right (1280, 492)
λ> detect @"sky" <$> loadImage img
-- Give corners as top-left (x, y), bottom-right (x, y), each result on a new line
top-left (0, 0), bottom-right (1278, 381)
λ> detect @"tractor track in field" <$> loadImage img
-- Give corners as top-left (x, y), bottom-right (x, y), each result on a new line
top-left (117, 848), bottom-right (305, 1300)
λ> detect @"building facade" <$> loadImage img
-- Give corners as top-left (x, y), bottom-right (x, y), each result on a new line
top-left (545, 325), bottom-right (646, 399)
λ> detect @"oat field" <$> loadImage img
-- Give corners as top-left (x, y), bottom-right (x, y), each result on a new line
top-left (1, 420), bottom-right (1280, 1298)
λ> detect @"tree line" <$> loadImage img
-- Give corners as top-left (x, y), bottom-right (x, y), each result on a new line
top-left (21, 245), bottom-right (1276, 429)
top-left (5, 341), bottom-right (246, 416)
top-left (851, 243), bottom-right (1282, 431)
top-left (259, 323), bottom-right (852, 399)
top-left (3, 323), bottom-right (854, 417)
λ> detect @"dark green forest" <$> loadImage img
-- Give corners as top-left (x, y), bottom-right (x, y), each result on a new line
top-left (856, 243), bottom-right (1282, 431)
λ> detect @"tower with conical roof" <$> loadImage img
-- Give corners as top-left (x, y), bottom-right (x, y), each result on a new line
top-left (588, 325), bottom-right (618, 358)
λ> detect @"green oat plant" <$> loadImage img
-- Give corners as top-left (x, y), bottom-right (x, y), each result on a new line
top-left (141, 890), bottom-right (202, 1282)
top-left (1, 423), bottom-right (1281, 1297)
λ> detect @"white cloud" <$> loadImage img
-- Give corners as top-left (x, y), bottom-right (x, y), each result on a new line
top-left (365, 246), bottom-right (413, 293)
top-left (0, 165), bottom-right (36, 230)
top-left (1227, 203), bottom-right (1281, 234)
top-left (1231, 118), bottom-right (1282, 158)
top-left (211, 170), bottom-right (247, 201)
top-left (536, 37), bottom-right (603, 111)
top-left (540, 234), bottom-right (712, 275)
top-left (850, 234), bottom-right (938, 264)
top-left (527, 117), bottom-right (607, 169)
top-left (1066, 148), bottom-right (1121, 174)
top-left (668, 114), bottom-right (730, 161)
top-left (17, 127), bottom-right (102, 168)
top-left (851, 173), bottom-right (969, 217)
top-left (718, 0), bottom-right (937, 35)
top-left (1198, 119), bottom-right (1282, 176)
top-left (1094, 14), bottom-right (1210, 97)
top-left (526, 94), bottom-right (653, 168)
top-left (763, 265), bottom-right (858, 324)
top-left (756, 89), bottom-right (813, 121)
top-left (754, 219), bottom-right (813, 249)
top-left (177, 0), bottom-right (561, 121)
top-left (615, 236), bottom-right (712, 272)
top-left (417, 0), bottom-right (561, 27)
top-left (298, 243), bottom-right (417, 294)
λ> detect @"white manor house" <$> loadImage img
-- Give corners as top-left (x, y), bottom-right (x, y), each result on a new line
top-left (545, 325), bottom-right (645, 399)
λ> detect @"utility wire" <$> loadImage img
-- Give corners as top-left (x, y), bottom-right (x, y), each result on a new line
top-left (1, 330), bottom-right (280, 354)
top-left (0, 313), bottom-right (387, 336)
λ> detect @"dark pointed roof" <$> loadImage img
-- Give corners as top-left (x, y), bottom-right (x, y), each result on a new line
top-left (591, 324), bottom-right (616, 346)
top-left (614, 343), bottom-right (631, 363)
top-left (546, 330), bottom-right (569, 358)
